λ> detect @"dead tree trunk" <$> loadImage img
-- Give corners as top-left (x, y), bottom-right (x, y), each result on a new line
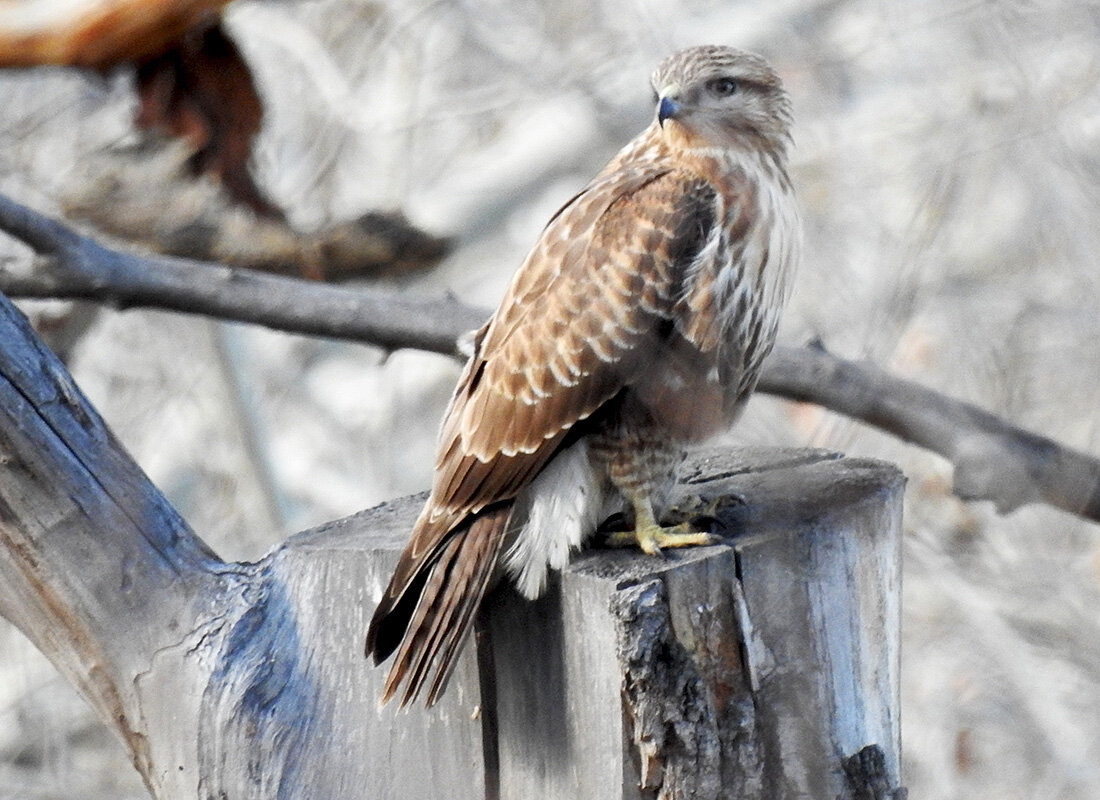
top-left (0, 291), bottom-right (905, 799)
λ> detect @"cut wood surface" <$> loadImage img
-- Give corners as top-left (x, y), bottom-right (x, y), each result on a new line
top-left (0, 289), bottom-right (905, 798)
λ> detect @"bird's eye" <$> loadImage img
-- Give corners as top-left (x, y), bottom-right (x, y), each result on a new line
top-left (707, 77), bottom-right (738, 97)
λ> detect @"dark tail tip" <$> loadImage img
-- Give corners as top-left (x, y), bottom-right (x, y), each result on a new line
top-left (365, 567), bottom-right (431, 666)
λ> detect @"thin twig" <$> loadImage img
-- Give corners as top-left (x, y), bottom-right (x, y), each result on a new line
top-left (1, 192), bottom-right (1098, 523)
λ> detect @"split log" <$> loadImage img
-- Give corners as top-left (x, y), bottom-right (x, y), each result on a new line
top-left (0, 289), bottom-right (904, 798)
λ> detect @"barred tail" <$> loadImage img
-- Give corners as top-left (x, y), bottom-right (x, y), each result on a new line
top-left (366, 506), bottom-right (510, 707)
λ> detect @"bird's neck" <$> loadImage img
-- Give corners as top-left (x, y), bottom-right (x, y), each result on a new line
top-left (674, 138), bottom-right (793, 196)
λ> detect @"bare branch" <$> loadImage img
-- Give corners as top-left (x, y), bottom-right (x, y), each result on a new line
top-left (0, 193), bottom-right (482, 355)
top-left (0, 189), bottom-right (87, 255)
top-left (758, 347), bottom-right (1100, 520)
top-left (61, 146), bottom-right (453, 279)
top-left (1, 192), bottom-right (1098, 523)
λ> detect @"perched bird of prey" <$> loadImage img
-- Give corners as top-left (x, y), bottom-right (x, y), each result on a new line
top-left (366, 45), bottom-right (801, 706)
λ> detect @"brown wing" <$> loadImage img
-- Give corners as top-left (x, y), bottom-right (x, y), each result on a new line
top-left (366, 164), bottom-right (719, 703)
top-left (407, 165), bottom-right (719, 581)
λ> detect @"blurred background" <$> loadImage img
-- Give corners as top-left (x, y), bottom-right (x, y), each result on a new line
top-left (2, 0), bottom-right (1100, 797)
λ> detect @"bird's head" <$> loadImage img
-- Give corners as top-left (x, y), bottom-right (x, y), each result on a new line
top-left (651, 45), bottom-right (792, 157)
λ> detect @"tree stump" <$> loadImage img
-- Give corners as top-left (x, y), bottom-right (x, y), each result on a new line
top-left (0, 292), bottom-right (905, 799)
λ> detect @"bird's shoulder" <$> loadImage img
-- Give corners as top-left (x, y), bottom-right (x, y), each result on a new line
top-left (490, 161), bottom-right (722, 348)
top-left (430, 167), bottom-right (723, 473)
top-left (387, 158), bottom-right (734, 592)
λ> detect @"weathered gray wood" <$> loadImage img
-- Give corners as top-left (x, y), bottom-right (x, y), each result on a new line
top-left (241, 448), bottom-right (904, 800)
top-left (476, 447), bottom-right (904, 800)
top-left (0, 288), bottom-right (905, 799)
top-left (0, 292), bottom-right (234, 797)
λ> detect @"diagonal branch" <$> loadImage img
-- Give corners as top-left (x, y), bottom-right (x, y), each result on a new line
top-left (1, 192), bottom-right (1098, 523)
top-left (758, 347), bottom-right (1100, 520)
top-left (0, 193), bottom-right (481, 355)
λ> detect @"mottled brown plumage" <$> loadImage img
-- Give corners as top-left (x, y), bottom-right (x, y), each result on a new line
top-left (366, 45), bottom-right (801, 706)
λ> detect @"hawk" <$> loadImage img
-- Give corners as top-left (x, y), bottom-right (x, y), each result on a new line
top-left (366, 45), bottom-right (800, 706)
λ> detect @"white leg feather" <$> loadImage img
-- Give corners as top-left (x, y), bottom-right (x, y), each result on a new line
top-left (503, 440), bottom-right (609, 599)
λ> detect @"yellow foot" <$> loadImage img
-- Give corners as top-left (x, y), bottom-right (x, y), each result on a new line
top-left (605, 522), bottom-right (720, 556)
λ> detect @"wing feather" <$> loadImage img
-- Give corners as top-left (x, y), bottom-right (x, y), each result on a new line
top-left (419, 167), bottom-right (718, 569)
top-left (367, 164), bottom-right (723, 703)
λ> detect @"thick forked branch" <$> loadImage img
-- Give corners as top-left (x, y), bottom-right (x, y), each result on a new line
top-left (1, 192), bottom-right (1098, 522)
top-left (0, 287), bottom-right (232, 793)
